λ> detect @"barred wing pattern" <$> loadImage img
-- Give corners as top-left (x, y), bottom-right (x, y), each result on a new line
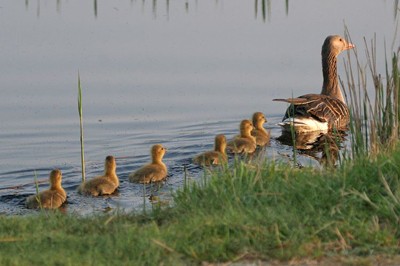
top-left (274, 94), bottom-right (349, 131)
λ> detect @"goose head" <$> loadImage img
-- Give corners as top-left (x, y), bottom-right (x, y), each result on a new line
top-left (322, 35), bottom-right (354, 58)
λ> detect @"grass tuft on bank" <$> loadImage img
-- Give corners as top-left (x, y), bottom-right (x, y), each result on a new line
top-left (1, 145), bottom-right (399, 265)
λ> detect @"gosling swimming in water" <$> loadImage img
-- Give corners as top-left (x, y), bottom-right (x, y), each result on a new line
top-left (227, 119), bottom-right (257, 154)
top-left (78, 155), bottom-right (119, 196)
top-left (193, 134), bottom-right (227, 166)
top-left (129, 144), bottom-right (168, 184)
top-left (251, 112), bottom-right (270, 146)
top-left (26, 169), bottom-right (66, 209)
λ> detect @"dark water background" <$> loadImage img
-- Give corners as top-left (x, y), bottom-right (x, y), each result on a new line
top-left (0, 0), bottom-right (398, 215)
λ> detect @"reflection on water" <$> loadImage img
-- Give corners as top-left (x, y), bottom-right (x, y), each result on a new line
top-left (23, 0), bottom-right (400, 28)
top-left (276, 130), bottom-right (347, 167)
top-left (94, 0), bottom-right (97, 17)
top-left (26, 0), bottom-right (291, 21)
top-left (255, 0), bottom-right (289, 22)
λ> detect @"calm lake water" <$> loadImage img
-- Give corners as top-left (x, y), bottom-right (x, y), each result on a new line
top-left (0, 0), bottom-right (398, 215)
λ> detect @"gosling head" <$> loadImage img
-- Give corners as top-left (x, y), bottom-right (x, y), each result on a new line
top-left (104, 155), bottom-right (116, 173)
top-left (214, 134), bottom-right (227, 152)
top-left (151, 144), bottom-right (167, 162)
top-left (322, 35), bottom-right (355, 58)
top-left (252, 112), bottom-right (267, 128)
top-left (240, 119), bottom-right (254, 136)
top-left (49, 169), bottom-right (62, 187)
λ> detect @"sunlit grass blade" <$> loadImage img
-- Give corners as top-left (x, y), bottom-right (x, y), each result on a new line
top-left (78, 74), bottom-right (86, 183)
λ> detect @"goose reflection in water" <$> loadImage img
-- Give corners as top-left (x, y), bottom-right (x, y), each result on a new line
top-left (276, 130), bottom-right (347, 167)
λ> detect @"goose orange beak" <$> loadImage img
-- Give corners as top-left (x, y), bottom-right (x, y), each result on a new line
top-left (345, 42), bottom-right (355, 50)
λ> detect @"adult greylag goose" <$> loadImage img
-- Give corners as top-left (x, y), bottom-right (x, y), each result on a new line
top-left (129, 144), bottom-right (168, 184)
top-left (227, 119), bottom-right (257, 154)
top-left (78, 156), bottom-right (119, 196)
top-left (193, 134), bottom-right (228, 166)
top-left (26, 169), bottom-right (66, 209)
top-left (273, 35), bottom-right (354, 133)
top-left (251, 112), bottom-right (270, 146)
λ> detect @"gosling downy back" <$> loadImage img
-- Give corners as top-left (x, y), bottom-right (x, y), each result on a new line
top-left (193, 134), bottom-right (227, 166)
top-left (77, 155), bottom-right (119, 196)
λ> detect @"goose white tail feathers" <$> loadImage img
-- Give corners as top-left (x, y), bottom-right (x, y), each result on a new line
top-left (278, 118), bottom-right (328, 133)
top-left (273, 94), bottom-right (349, 132)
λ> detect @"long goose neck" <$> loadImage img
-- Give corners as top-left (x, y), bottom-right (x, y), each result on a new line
top-left (321, 52), bottom-right (345, 103)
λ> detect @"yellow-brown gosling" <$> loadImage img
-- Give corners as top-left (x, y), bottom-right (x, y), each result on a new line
top-left (193, 134), bottom-right (227, 166)
top-left (26, 169), bottom-right (66, 209)
top-left (129, 144), bottom-right (168, 184)
top-left (227, 119), bottom-right (257, 154)
top-left (251, 112), bottom-right (270, 146)
top-left (78, 155), bottom-right (119, 196)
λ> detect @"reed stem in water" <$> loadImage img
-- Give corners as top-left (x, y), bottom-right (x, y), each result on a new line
top-left (78, 74), bottom-right (86, 183)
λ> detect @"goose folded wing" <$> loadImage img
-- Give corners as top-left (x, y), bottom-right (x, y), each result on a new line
top-left (274, 94), bottom-right (346, 124)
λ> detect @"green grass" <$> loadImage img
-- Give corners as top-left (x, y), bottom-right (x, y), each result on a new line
top-left (0, 145), bottom-right (399, 265)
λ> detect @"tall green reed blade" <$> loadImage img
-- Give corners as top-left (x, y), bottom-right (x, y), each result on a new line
top-left (289, 101), bottom-right (297, 167)
top-left (78, 74), bottom-right (86, 183)
top-left (391, 52), bottom-right (399, 136)
top-left (142, 183), bottom-right (146, 215)
top-left (33, 170), bottom-right (43, 209)
top-left (343, 28), bottom-right (400, 158)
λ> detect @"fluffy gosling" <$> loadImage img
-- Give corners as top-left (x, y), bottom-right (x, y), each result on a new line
top-left (251, 112), bottom-right (270, 146)
top-left (227, 119), bottom-right (257, 154)
top-left (193, 134), bottom-right (227, 166)
top-left (78, 155), bottom-right (119, 196)
top-left (129, 144), bottom-right (168, 184)
top-left (26, 169), bottom-right (66, 209)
